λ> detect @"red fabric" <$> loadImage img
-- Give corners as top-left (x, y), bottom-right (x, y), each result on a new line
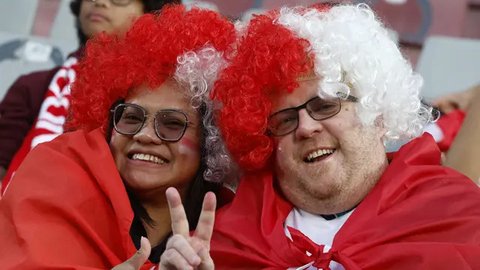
top-left (0, 129), bottom-right (155, 270)
top-left (211, 134), bottom-right (480, 269)
top-left (436, 109), bottom-right (466, 152)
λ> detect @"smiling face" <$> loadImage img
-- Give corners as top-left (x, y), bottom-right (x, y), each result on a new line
top-left (109, 80), bottom-right (201, 200)
top-left (79, 0), bottom-right (144, 39)
top-left (271, 79), bottom-right (388, 215)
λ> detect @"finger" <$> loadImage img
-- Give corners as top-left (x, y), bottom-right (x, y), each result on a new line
top-left (198, 247), bottom-right (215, 270)
top-left (193, 192), bottom-right (216, 243)
top-left (160, 249), bottom-right (197, 270)
top-left (433, 100), bottom-right (456, 114)
top-left (165, 234), bottom-right (201, 266)
top-left (166, 187), bottom-right (190, 237)
top-left (112, 236), bottom-right (151, 270)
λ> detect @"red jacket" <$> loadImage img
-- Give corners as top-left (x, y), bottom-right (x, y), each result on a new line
top-left (0, 68), bottom-right (59, 169)
top-left (211, 134), bottom-right (480, 269)
top-left (0, 129), bottom-right (155, 270)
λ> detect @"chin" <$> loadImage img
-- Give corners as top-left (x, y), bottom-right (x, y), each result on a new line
top-left (122, 173), bottom-right (162, 191)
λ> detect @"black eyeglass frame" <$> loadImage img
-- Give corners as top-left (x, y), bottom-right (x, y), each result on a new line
top-left (267, 93), bottom-right (358, 137)
top-left (84, 0), bottom-right (135, 7)
top-left (110, 103), bottom-right (191, 142)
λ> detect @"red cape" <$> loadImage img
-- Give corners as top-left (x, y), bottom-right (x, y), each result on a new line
top-left (211, 134), bottom-right (480, 269)
top-left (0, 129), bottom-right (155, 270)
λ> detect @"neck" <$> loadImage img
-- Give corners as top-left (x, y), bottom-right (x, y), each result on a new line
top-left (141, 200), bottom-right (172, 247)
top-left (137, 185), bottom-right (190, 247)
top-left (319, 205), bottom-right (356, 220)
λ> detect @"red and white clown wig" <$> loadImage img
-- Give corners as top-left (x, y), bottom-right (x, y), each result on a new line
top-left (214, 4), bottom-right (436, 172)
top-left (68, 5), bottom-right (236, 184)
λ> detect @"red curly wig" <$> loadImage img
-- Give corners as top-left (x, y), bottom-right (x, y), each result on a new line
top-left (68, 4), bottom-right (235, 132)
top-left (213, 5), bottom-right (330, 172)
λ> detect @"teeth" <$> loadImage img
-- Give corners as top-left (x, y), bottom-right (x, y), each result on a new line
top-left (132, 153), bottom-right (165, 164)
top-left (306, 149), bottom-right (334, 162)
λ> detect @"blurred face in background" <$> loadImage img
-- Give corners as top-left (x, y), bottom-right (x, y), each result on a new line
top-left (79, 0), bottom-right (144, 38)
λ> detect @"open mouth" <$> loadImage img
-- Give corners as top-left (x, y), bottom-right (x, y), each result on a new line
top-left (304, 149), bottom-right (335, 163)
top-left (128, 153), bottom-right (168, 165)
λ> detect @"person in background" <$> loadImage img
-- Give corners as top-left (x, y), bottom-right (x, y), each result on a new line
top-left (0, 0), bottom-right (178, 189)
top-left (433, 84), bottom-right (480, 114)
top-left (160, 4), bottom-right (480, 269)
top-left (433, 84), bottom-right (480, 184)
top-left (0, 5), bottom-right (236, 269)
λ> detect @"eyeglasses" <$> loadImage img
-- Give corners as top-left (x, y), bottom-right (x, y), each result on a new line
top-left (267, 94), bottom-right (358, 136)
top-left (84, 0), bottom-right (136, 7)
top-left (111, 103), bottom-right (191, 142)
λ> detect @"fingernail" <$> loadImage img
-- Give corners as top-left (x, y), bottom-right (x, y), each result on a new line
top-left (139, 236), bottom-right (148, 251)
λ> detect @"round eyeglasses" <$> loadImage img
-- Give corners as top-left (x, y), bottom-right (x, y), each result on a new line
top-left (267, 94), bottom-right (358, 136)
top-left (84, 0), bottom-right (136, 7)
top-left (111, 103), bottom-right (191, 142)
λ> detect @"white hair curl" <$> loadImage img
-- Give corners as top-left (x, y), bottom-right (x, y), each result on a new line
top-left (277, 4), bottom-right (435, 143)
top-left (174, 46), bottom-right (236, 185)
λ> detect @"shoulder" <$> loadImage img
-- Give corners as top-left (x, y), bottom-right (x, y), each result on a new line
top-left (2, 67), bottom-right (61, 105)
top-left (15, 67), bottom-right (61, 88)
top-left (5, 129), bottom-right (116, 197)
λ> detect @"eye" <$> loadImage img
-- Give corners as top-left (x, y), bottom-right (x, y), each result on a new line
top-left (121, 112), bottom-right (143, 124)
top-left (309, 99), bottom-right (339, 115)
top-left (279, 115), bottom-right (296, 125)
top-left (162, 118), bottom-right (185, 130)
top-left (269, 111), bottom-right (297, 133)
top-left (157, 111), bottom-right (188, 131)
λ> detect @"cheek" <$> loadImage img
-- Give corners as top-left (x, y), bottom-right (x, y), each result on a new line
top-left (176, 137), bottom-right (201, 163)
top-left (178, 137), bottom-right (199, 153)
top-left (109, 131), bottom-right (118, 150)
top-left (78, 2), bottom-right (88, 17)
top-left (274, 139), bottom-right (292, 172)
top-left (116, 8), bottom-right (143, 27)
top-left (109, 131), bottom-right (126, 163)
top-left (274, 137), bottom-right (292, 159)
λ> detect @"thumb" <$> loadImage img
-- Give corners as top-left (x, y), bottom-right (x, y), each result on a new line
top-left (112, 236), bottom-right (151, 270)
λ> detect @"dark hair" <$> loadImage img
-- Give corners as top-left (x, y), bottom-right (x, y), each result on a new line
top-left (69, 0), bottom-right (180, 46)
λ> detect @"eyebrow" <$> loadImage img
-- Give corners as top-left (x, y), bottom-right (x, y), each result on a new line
top-left (271, 96), bottom-right (318, 115)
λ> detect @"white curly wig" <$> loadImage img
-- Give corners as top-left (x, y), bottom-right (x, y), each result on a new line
top-left (277, 4), bottom-right (435, 143)
top-left (174, 45), bottom-right (236, 184)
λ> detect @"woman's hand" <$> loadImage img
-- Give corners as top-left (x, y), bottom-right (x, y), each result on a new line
top-left (112, 236), bottom-right (151, 270)
top-left (160, 187), bottom-right (216, 270)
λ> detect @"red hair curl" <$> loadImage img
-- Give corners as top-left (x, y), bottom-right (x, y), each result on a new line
top-left (68, 5), bottom-right (235, 132)
top-left (213, 6), bottom-right (330, 172)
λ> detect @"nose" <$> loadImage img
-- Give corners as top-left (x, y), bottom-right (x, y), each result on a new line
top-left (132, 119), bottom-right (163, 145)
top-left (295, 109), bottom-right (324, 139)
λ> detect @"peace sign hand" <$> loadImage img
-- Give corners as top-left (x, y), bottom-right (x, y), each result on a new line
top-left (160, 187), bottom-right (216, 270)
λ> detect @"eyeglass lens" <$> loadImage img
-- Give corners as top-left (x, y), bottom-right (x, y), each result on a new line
top-left (113, 104), bottom-right (188, 141)
top-left (268, 97), bottom-right (341, 136)
top-left (86, 0), bottom-right (133, 7)
top-left (155, 110), bottom-right (188, 141)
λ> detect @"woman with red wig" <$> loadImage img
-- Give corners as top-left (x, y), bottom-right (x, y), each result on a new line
top-left (0, 0), bottom-right (180, 189)
top-left (0, 5), bottom-right (235, 269)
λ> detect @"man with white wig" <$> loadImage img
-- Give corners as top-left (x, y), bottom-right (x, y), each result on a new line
top-left (205, 3), bottom-right (480, 269)
top-left (158, 3), bottom-right (480, 270)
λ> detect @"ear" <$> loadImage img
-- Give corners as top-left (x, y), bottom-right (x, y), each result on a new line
top-left (373, 114), bottom-right (388, 140)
